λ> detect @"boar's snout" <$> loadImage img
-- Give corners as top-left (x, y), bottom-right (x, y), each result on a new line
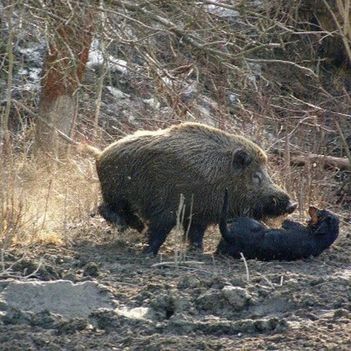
top-left (253, 193), bottom-right (297, 219)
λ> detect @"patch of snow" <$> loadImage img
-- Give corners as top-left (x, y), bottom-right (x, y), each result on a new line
top-left (88, 48), bottom-right (104, 68)
top-left (106, 86), bottom-right (130, 99)
top-left (128, 114), bottom-right (136, 123)
top-left (17, 45), bottom-right (43, 64)
top-left (88, 39), bottom-right (128, 74)
top-left (29, 67), bottom-right (41, 82)
top-left (18, 68), bottom-right (28, 75)
top-left (143, 98), bottom-right (160, 109)
top-left (228, 93), bottom-right (240, 105)
top-left (21, 83), bottom-right (40, 92)
top-left (207, 4), bottom-right (240, 20)
top-left (109, 57), bottom-right (128, 74)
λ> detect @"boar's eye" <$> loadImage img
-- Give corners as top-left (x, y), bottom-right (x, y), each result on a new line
top-left (252, 172), bottom-right (262, 185)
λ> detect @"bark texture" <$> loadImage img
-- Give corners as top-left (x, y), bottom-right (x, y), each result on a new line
top-left (35, 4), bottom-right (94, 155)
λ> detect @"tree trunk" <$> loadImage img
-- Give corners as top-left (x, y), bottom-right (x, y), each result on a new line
top-left (1, 6), bottom-right (14, 156)
top-left (35, 4), bottom-right (94, 156)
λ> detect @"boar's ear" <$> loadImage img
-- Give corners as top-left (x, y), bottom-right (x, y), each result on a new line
top-left (232, 148), bottom-right (252, 169)
top-left (308, 206), bottom-right (319, 225)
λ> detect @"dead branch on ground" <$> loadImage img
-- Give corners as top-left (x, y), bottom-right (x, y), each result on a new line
top-left (272, 149), bottom-right (351, 170)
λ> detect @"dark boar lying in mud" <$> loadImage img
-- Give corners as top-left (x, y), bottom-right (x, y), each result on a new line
top-left (217, 190), bottom-right (339, 261)
top-left (85, 122), bottom-right (296, 255)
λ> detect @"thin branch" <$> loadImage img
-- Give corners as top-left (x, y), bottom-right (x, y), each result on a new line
top-left (246, 58), bottom-right (318, 77)
top-left (288, 94), bottom-right (351, 119)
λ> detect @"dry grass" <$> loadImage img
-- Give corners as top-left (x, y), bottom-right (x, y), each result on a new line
top-left (0, 144), bottom-right (100, 249)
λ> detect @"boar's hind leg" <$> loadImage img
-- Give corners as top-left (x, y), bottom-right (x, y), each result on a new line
top-left (143, 217), bottom-right (175, 256)
top-left (184, 222), bottom-right (207, 251)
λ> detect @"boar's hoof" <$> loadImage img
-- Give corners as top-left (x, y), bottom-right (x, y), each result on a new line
top-left (142, 245), bottom-right (158, 257)
top-left (188, 242), bottom-right (204, 252)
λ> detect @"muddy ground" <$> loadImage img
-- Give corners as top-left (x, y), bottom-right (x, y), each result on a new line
top-left (0, 217), bottom-right (350, 351)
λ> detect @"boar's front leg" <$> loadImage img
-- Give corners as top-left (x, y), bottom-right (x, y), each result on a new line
top-left (143, 216), bottom-right (175, 255)
top-left (99, 200), bottom-right (145, 233)
top-left (184, 222), bottom-right (207, 251)
top-left (98, 203), bottom-right (127, 227)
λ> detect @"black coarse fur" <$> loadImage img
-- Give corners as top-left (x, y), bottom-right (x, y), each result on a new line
top-left (217, 190), bottom-right (339, 261)
top-left (98, 203), bottom-right (144, 233)
top-left (94, 122), bottom-right (296, 255)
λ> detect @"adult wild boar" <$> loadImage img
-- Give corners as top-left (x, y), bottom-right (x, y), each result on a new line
top-left (87, 122), bottom-right (296, 255)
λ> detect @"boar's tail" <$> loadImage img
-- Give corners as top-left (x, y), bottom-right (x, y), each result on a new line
top-left (77, 143), bottom-right (102, 159)
top-left (219, 188), bottom-right (233, 242)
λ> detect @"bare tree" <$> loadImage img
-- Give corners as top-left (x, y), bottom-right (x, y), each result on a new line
top-left (35, 2), bottom-right (94, 155)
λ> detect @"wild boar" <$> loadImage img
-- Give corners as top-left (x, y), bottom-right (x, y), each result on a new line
top-left (85, 122), bottom-right (296, 255)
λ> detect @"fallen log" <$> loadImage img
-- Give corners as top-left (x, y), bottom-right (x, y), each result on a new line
top-left (272, 149), bottom-right (351, 171)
